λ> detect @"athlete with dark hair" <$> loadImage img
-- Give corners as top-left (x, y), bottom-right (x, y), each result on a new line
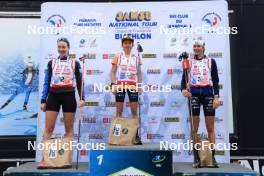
top-left (38, 37), bottom-right (84, 168)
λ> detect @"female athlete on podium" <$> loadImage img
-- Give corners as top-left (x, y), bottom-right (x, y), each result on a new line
top-left (38, 38), bottom-right (84, 168)
top-left (181, 38), bottom-right (221, 167)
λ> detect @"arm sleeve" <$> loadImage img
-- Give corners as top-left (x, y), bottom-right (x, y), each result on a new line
top-left (75, 61), bottom-right (85, 101)
top-left (181, 71), bottom-right (187, 91)
top-left (41, 61), bottom-right (52, 103)
top-left (211, 59), bottom-right (220, 96)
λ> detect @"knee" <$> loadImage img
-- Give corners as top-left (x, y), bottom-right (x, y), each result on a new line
top-left (131, 108), bottom-right (137, 116)
top-left (116, 106), bottom-right (123, 113)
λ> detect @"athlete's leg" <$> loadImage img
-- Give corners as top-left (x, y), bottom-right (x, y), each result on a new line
top-left (115, 89), bottom-right (125, 117)
top-left (42, 93), bottom-right (61, 141)
top-left (43, 111), bottom-right (59, 141)
top-left (203, 95), bottom-right (218, 166)
top-left (128, 90), bottom-right (139, 118)
top-left (63, 112), bottom-right (75, 138)
top-left (203, 96), bottom-right (216, 144)
top-left (205, 116), bottom-right (215, 144)
top-left (61, 92), bottom-right (77, 138)
top-left (190, 95), bottom-right (201, 144)
top-left (192, 116), bottom-right (200, 143)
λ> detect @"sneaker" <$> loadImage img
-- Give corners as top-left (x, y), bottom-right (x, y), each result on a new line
top-left (37, 159), bottom-right (46, 169)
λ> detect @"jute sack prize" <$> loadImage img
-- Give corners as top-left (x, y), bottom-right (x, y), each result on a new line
top-left (42, 137), bottom-right (73, 168)
top-left (108, 117), bottom-right (139, 145)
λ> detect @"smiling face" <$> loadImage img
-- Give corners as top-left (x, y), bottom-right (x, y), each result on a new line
top-left (122, 40), bottom-right (134, 53)
top-left (193, 44), bottom-right (204, 56)
top-left (57, 41), bottom-right (69, 57)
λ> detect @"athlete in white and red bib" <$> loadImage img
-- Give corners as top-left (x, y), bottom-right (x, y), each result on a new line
top-left (111, 35), bottom-right (142, 119)
top-left (181, 38), bottom-right (221, 166)
top-left (38, 38), bottom-right (84, 168)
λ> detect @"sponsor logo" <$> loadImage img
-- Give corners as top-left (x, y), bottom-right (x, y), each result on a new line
top-left (73, 18), bottom-right (102, 27)
top-left (150, 101), bottom-right (165, 107)
top-left (113, 124), bottom-right (121, 136)
top-left (215, 117), bottom-right (224, 123)
top-left (164, 117), bottom-right (180, 122)
top-left (167, 68), bottom-right (182, 75)
top-left (147, 133), bottom-right (163, 139)
top-left (122, 128), bottom-right (129, 135)
top-left (80, 150), bottom-right (87, 156)
top-left (202, 12), bottom-right (222, 33)
top-left (103, 117), bottom-right (111, 123)
top-left (147, 69), bottom-right (161, 74)
top-left (46, 14), bottom-right (66, 30)
top-left (81, 53), bottom-right (96, 59)
top-left (152, 155), bottom-right (166, 163)
top-left (82, 117), bottom-right (96, 123)
top-left (202, 12), bottom-right (222, 27)
top-left (171, 133), bottom-right (186, 139)
top-left (102, 53), bottom-right (115, 60)
top-left (105, 101), bottom-right (116, 107)
top-left (215, 150), bottom-right (225, 156)
top-left (208, 52), bottom-right (223, 58)
top-left (170, 37), bottom-right (177, 47)
top-left (142, 54), bottom-right (157, 58)
top-left (216, 132), bottom-right (225, 140)
top-left (115, 11), bottom-right (151, 22)
top-left (171, 84), bottom-right (181, 90)
top-left (69, 54), bottom-right (76, 59)
top-left (171, 101), bottom-right (181, 108)
top-left (181, 37), bottom-right (189, 46)
top-left (86, 69), bottom-right (103, 75)
top-left (79, 38), bottom-right (98, 48)
top-left (85, 102), bottom-right (99, 106)
top-left (163, 53), bottom-right (178, 59)
top-left (58, 149), bottom-right (64, 155)
top-left (89, 133), bottom-right (104, 139)
top-left (148, 117), bottom-right (159, 124)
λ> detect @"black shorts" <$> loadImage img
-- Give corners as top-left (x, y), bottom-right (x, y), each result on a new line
top-left (116, 89), bottom-right (138, 102)
top-left (46, 91), bottom-right (77, 112)
top-left (191, 94), bottom-right (215, 117)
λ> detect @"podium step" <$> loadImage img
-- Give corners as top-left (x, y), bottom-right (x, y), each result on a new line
top-left (173, 162), bottom-right (257, 176)
top-left (3, 162), bottom-right (257, 176)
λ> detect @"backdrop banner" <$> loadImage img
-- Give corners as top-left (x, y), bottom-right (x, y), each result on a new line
top-left (37, 1), bottom-right (231, 163)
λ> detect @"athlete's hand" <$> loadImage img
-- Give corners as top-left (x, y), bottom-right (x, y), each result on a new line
top-left (213, 97), bottom-right (221, 109)
top-left (40, 103), bottom-right (46, 112)
top-left (79, 100), bottom-right (85, 107)
top-left (182, 89), bottom-right (192, 97)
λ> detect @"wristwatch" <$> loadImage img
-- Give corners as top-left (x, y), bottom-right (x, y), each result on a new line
top-left (214, 95), bottom-right (220, 98)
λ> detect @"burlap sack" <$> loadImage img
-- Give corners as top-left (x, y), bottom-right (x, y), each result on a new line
top-left (42, 137), bottom-right (73, 168)
top-left (108, 117), bottom-right (139, 145)
top-left (198, 139), bottom-right (213, 167)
